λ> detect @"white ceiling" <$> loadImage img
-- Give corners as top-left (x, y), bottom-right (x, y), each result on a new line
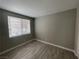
top-left (0, 0), bottom-right (78, 17)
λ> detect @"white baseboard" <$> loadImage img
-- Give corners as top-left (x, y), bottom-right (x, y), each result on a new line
top-left (73, 51), bottom-right (79, 59)
top-left (0, 39), bottom-right (34, 55)
top-left (36, 39), bottom-right (74, 52)
top-left (36, 39), bottom-right (79, 59)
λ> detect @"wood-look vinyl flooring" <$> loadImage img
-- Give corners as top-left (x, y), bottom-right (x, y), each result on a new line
top-left (0, 40), bottom-right (77, 59)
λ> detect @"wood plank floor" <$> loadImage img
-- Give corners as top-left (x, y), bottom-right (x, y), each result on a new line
top-left (0, 40), bottom-right (77, 59)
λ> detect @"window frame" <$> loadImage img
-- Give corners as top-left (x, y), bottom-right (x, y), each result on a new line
top-left (7, 14), bottom-right (33, 38)
top-left (8, 16), bottom-right (31, 38)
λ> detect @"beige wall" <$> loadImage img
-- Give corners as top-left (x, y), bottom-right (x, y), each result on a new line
top-left (75, 4), bottom-right (79, 56)
top-left (35, 9), bottom-right (76, 49)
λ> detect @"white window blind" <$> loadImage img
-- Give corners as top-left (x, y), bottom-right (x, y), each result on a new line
top-left (8, 16), bottom-right (31, 38)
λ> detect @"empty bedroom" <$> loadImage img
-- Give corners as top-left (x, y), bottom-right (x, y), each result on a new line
top-left (0, 0), bottom-right (79, 59)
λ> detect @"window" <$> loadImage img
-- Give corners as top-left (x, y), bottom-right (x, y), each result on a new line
top-left (8, 16), bottom-right (31, 38)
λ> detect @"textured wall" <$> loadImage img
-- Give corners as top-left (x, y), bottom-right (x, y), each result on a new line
top-left (35, 9), bottom-right (76, 49)
top-left (0, 9), bottom-right (35, 52)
